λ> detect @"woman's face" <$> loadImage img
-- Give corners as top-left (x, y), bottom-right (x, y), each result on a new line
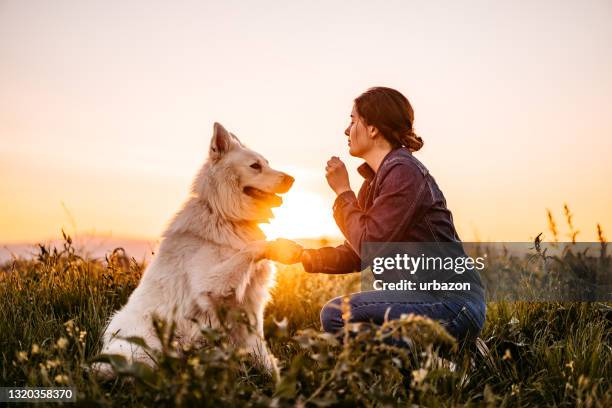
top-left (344, 104), bottom-right (372, 158)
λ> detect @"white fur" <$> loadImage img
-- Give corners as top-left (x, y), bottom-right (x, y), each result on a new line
top-left (94, 123), bottom-right (293, 380)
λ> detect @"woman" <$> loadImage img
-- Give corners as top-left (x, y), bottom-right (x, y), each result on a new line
top-left (267, 87), bottom-right (486, 344)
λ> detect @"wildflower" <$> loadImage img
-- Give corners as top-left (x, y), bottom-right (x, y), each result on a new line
top-left (502, 349), bottom-right (512, 361)
top-left (54, 374), bottom-right (69, 384)
top-left (31, 344), bottom-right (40, 354)
top-left (341, 296), bottom-right (351, 322)
top-left (348, 322), bottom-right (362, 333)
top-left (46, 359), bottom-right (61, 368)
top-left (64, 320), bottom-right (75, 336)
top-left (274, 317), bottom-right (288, 329)
top-left (411, 368), bottom-right (428, 384)
top-left (511, 384), bottom-right (520, 396)
top-left (547, 209), bottom-right (559, 242)
top-left (188, 356), bottom-right (200, 367)
top-left (273, 316), bottom-right (288, 335)
top-left (56, 337), bottom-right (69, 349)
top-left (16, 351), bottom-right (28, 362)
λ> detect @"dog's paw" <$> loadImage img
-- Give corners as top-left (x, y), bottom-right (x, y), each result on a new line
top-left (264, 238), bottom-right (304, 265)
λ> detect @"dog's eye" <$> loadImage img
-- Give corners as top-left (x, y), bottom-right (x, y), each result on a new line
top-left (250, 163), bottom-right (262, 170)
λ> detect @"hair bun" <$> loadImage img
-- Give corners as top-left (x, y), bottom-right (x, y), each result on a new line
top-left (404, 130), bottom-right (424, 152)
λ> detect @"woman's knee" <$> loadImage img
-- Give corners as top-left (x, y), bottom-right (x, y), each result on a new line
top-left (320, 297), bottom-right (344, 334)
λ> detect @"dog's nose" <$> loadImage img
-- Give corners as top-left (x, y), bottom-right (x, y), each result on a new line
top-left (283, 174), bottom-right (295, 188)
top-left (279, 174), bottom-right (294, 192)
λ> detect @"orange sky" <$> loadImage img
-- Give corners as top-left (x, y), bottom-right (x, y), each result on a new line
top-left (1, 1), bottom-right (611, 244)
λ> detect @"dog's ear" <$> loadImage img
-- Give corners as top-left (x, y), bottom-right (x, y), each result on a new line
top-left (229, 132), bottom-right (244, 147)
top-left (209, 122), bottom-right (234, 160)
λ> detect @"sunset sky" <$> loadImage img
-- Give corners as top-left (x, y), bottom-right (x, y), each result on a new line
top-left (1, 0), bottom-right (611, 245)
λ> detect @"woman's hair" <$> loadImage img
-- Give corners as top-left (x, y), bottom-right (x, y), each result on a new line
top-left (354, 87), bottom-right (424, 152)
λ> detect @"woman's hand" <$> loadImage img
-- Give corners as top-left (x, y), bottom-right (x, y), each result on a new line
top-left (264, 238), bottom-right (304, 264)
top-left (325, 156), bottom-right (351, 195)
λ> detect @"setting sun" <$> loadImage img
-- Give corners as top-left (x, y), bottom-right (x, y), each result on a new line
top-left (260, 190), bottom-right (339, 240)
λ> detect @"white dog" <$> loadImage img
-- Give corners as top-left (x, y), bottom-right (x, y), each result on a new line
top-left (94, 123), bottom-right (294, 379)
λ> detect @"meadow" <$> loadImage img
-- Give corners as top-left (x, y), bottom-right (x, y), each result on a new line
top-left (1, 213), bottom-right (610, 407)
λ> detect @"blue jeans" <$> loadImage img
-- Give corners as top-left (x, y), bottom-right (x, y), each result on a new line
top-left (320, 290), bottom-right (486, 344)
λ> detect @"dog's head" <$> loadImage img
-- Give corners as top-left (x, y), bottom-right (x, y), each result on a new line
top-left (192, 122), bottom-right (294, 223)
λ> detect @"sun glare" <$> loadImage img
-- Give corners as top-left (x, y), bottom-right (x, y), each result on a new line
top-left (260, 190), bottom-right (340, 240)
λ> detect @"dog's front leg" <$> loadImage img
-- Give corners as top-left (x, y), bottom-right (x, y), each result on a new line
top-left (190, 241), bottom-right (267, 304)
top-left (244, 332), bottom-right (279, 380)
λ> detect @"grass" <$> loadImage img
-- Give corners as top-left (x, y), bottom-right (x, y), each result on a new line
top-left (1, 221), bottom-right (611, 406)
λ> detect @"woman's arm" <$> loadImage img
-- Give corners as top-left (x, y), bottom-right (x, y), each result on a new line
top-left (301, 241), bottom-right (361, 274)
top-left (263, 238), bottom-right (360, 274)
top-left (300, 160), bottom-right (426, 274)
top-left (333, 161), bottom-right (428, 259)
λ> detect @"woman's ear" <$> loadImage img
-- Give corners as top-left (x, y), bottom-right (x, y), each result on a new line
top-left (367, 125), bottom-right (380, 139)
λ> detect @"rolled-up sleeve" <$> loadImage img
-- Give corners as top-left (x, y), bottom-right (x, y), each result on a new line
top-left (333, 162), bottom-right (428, 258)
